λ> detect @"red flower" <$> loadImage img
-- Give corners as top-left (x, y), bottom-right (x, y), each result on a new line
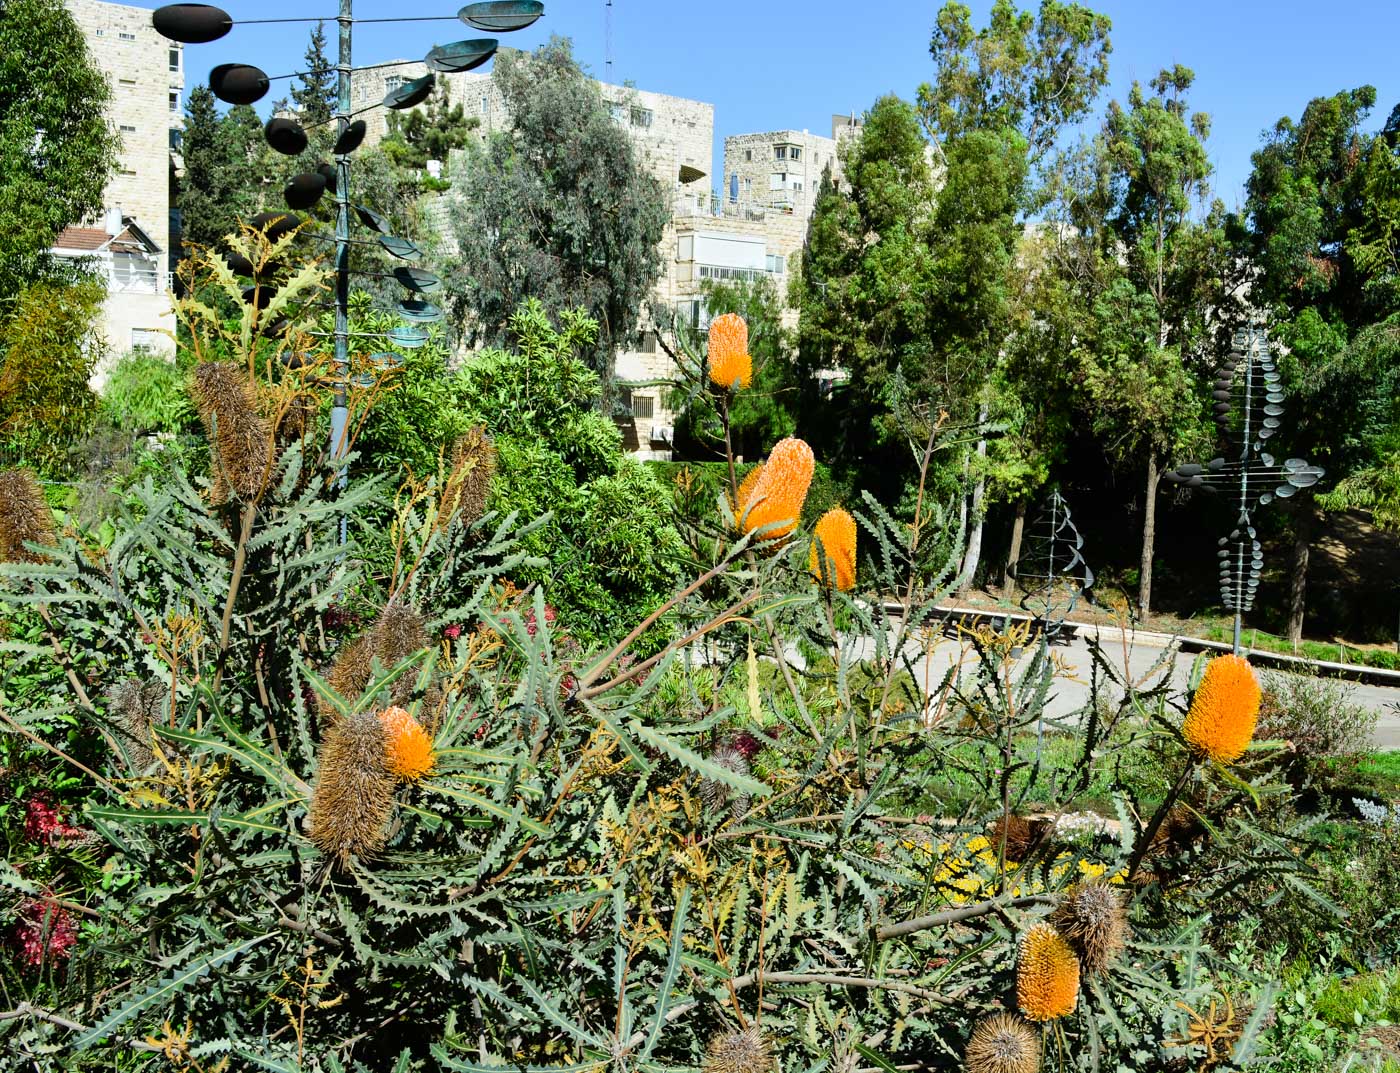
top-left (24, 796), bottom-right (83, 845)
top-left (728, 731), bottom-right (761, 759)
top-left (444, 624), bottom-right (463, 640)
top-left (524, 605), bottom-right (557, 638)
top-left (14, 898), bottom-right (77, 967)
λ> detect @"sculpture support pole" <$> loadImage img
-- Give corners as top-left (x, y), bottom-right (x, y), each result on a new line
top-left (330, 0), bottom-right (353, 544)
top-left (1233, 328), bottom-right (1257, 656)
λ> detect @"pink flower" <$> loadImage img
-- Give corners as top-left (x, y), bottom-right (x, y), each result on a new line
top-left (14, 899), bottom-right (77, 967)
top-left (728, 731), bottom-right (761, 759)
top-left (524, 605), bottom-right (557, 637)
top-left (24, 797), bottom-right (83, 845)
top-left (444, 624), bottom-right (463, 640)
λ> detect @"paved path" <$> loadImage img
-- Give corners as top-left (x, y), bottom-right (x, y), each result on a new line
top-left (884, 625), bottom-right (1400, 750)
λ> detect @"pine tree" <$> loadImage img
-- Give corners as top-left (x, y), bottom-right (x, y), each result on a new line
top-left (291, 21), bottom-right (337, 128)
top-left (177, 86), bottom-right (231, 251)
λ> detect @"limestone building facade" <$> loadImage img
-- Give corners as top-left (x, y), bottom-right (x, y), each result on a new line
top-left (59, 0), bottom-right (184, 373)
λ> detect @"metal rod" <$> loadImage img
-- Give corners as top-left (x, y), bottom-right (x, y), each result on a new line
top-left (267, 58), bottom-right (424, 82)
top-left (329, 0), bottom-right (352, 547)
top-left (1233, 328), bottom-right (1257, 656)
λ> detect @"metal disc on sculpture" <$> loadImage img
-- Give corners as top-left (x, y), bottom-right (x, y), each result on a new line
top-left (241, 285), bottom-right (273, 309)
top-left (398, 299), bottom-right (442, 322)
top-left (1214, 401), bottom-right (1232, 414)
top-left (378, 235), bottom-right (421, 260)
top-left (1212, 389), bottom-right (1232, 402)
top-left (284, 173), bottom-right (326, 210)
top-left (384, 73), bottom-right (435, 110)
top-left (210, 63), bottom-right (269, 105)
top-left (332, 119), bottom-right (366, 156)
top-left (281, 353), bottom-right (310, 370)
top-left (316, 162), bottom-right (338, 195)
top-left (393, 266), bottom-right (441, 293)
top-left (459, 0), bottom-right (544, 31)
top-left (425, 38), bottom-right (497, 73)
top-left (248, 210), bottom-right (301, 240)
top-left (350, 373), bottom-right (377, 388)
top-left (386, 326), bottom-right (428, 348)
top-left (369, 352), bottom-right (406, 368)
top-left (354, 205), bottom-right (388, 232)
top-left (265, 117), bottom-right (308, 156)
top-left (224, 251), bottom-right (255, 276)
top-left (152, 4), bottom-right (232, 42)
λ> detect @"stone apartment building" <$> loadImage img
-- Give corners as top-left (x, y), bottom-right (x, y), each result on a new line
top-left (57, 0), bottom-right (183, 375)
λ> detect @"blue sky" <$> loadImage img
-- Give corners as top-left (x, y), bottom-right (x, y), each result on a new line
top-left (159, 0), bottom-right (1400, 211)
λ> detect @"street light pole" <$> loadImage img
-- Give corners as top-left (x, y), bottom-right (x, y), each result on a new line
top-left (331, 0), bottom-right (353, 540)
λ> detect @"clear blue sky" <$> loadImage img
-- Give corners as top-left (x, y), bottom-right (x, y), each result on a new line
top-left (155, 0), bottom-right (1400, 211)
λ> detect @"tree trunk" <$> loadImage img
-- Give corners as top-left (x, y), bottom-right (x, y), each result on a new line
top-left (956, 431), bottom-right (989, 594)
top-left (1287, 498), bottom-right (1313, 647)
top-left (1139, 451), bottom-right (1160, 617)
top-left (1002, 497), bottom-right (1028, 600)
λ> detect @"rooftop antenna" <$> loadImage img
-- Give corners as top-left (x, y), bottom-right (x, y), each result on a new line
top-left (604, 0), bottom-right (613, 81)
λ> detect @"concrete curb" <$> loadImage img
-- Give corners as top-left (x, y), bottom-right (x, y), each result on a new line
top-left (878, 601), bottom-right (1400, 689)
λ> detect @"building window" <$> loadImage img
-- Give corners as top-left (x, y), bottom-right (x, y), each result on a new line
top-left (131, 328), bottom-right (163, 353)
top-left (630, 106), bottom-right (653, 129)
top-left (480, 96), bottom-right (488, 113)
top-left (742, 178), bottom-right (752, 194)
top-left (790, 146), bottom-right (802, 161)
top-left (95, 27), bottom-right (105, 37)
top-left (120, 78), bottom-right (136, 85)
top-left (767, 254), bottom-right (785, 274)
top-left (169, 128), bottom-right (182, 150)
top-left (119, 31), bottom-right (136, 40)
top-left (384, 75), bottom-right (404, 92)
top-left (120, 124), bottom-right (136, 133)
top-left (169, 48), bottom-right (179, 70)
top-left (769, 172), bottom-right (786, 190)
top-left (774, 145), bottom-right (787, 160)
top-left (120, 167), bottom-right (137, 175)
top-left (169, 91), bottom-right (179, 112)
top-left (638, 331), bottom-right (657, 354)
top-left (744, 149), bottom-right (752, 162)
top-left (631, 394), bottom-right (654, 419)
top-left (793, 181), bottom-right (803, 192)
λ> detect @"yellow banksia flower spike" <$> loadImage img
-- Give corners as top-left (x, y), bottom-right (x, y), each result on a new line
top-left (707, 312), bottom-right (752, 391)
top-left (379, 705), bottom-right (436, 781)
top-left (738, 438), bottom-right (813, 540)
top-left (965, 1012), bottom-right (1041, 1073)
top-left (1181, 654), bottom-right (1260, 764)
top-left (1017, 922), bottom-right (1080, 1021)
top-left (809, 506), bottom-right (857, 591)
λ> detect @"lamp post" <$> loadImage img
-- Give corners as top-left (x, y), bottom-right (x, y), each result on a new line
top-left (153, 1), bottom-right (545, 528)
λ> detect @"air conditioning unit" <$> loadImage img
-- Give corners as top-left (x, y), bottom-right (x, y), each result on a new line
top-left (650, 425), bottom-right (674, 446)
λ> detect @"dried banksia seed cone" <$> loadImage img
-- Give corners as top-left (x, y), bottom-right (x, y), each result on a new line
top-left (700, 743), bottom-right (751, 820)
top-left (308, 710), bottom-right (395, 862)
top-left (707, 312), bottom-right (752, 391)
top-left (704, 1024), bottom-right (774, 1073)
top-left (322, 633), bottom-right (373, 722)
top-left (965, 1012), bottom-right (1040, 1073)
top-left (378, 705), bottom-right (435, 781)
top-left (439, 425), bottom-right (496, 530)
top-left (1048, 881), bottom-right (1128, 976)
top-left (739, 438), bottom-right (814, 540)
top-left (373, 601), bottom-right (429, 667)
top-left (1182, 654), bottom-right (1260, 764)
top-left (809, 506), bottom-right (857, 591)
top-left (192, 362), bottom-right (272, 500)
top-left (1016, 922), bottom-right (1080, 1021)
top-left (0, 469), bottom-right (55, 563)
top-left (989, 814), bottom-right (1040, 864)
top-left (108, 679), bottom-right (168, 772)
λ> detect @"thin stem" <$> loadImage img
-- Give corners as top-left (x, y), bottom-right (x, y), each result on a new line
top-left (1126, 760), bottom-right (1195, 882)
top-left (214, 503), bottom-right (259, 690)
top-left (0, 710), bottom-right (120, 796)
top-left (876, 893), bottom-right (1058, 941)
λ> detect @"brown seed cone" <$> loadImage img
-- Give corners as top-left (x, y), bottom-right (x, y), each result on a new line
top-left (192, 362), bottom-right (272, 500)
top-left (704, 1025), bottom-right (774, 1073)
top-left (373, 601), bottom-right (429, 667)
top-left (308, 710), bottom-right (395, 862)
top-left (0, 469), bottom-right (56, 563)
top-left (988, 814), bottom-right (1051, 864)
top-left (108, 679), bottom-right (168, 772)
top-left (1147, 805), bottom-right (1204, 858)
top-left (700, 744), bottom-right (751, 821)
top-left (321, 633), bottom-right (373, 723)
top-left (1048, 881), bottom-right (1129, 976)
top-left (965, 1012), bottom-right (1041, 1073)
top-left (439, 425), bottom-right (496, 530)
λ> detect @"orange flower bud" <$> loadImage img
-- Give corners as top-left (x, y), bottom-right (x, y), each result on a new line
top-left (809, 507), bottom-right (857, 591)
top-left (707, 313), bottom-right (752, 391)
top-left (1016, 922), bottom-right (1079, 1021)
top-left (378, 705), bottom-right (436, 781)
top-left (1181, 654), bottom-right (1260, 764)
top-left (737, 438), bottom-right (813, 540)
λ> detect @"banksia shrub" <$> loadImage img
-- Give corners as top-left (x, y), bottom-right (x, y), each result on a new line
top-left (1049, 881), bottom-right (1128, 976)
top-left (704, 1024), bottom-right (774, 1073)
top-left (192, 362), bottom-right (272, 501)
top-left (1016, 922), bottom-right (1079, 1021)
top-left (737, 438), bottom-right (814, 540)
top-left (379, 705), bottom-right (435, 781)
top-left (1182, 654), bottom-right (1261, 764)
top-left (707, 312), bottom-right (752, 391)
top-left (965, 1012), bottom-right (1040, 1073)
top-left (809, 506), bottom-right (857, 591)
top-left (308, 710), bottom-right (395, 862)
top-left (0, 468), bottom-right (55, 563)
top-left (439, 425), bottom-right (496, 530)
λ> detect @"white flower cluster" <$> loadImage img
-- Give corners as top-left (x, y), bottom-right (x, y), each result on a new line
top-left (1352, 797), bottom-right (1400, 827)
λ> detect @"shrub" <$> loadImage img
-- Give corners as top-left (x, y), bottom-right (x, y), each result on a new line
top-left (1258, 671), bottom-right (1380, 758)
top-left (100, 351), bottom-right (196, 435)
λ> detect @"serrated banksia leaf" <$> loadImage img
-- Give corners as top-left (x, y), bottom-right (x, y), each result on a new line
top-left (439, 425), bottom-right (496, 530)
top-left (1182, 654), bottom-right (1260, 764)
top-left (965, 1012), bottom-right (1040, 1073)
top-left (0, 469), bottom-right (55, 563)
top-left (1049, 881), bottom-right (1128, 976)
top-left (738, 437), bottom-right (813, 540)
top-left (1016, 922), bottom-right (1079, 1021)
top-left (707, 312), bottom-right (752, 391)
top-left (704, 1025), bottom-right (774, 1073)
top-left (379, 705), bottom-right (435, 781)
top-left (192, 362), bottom-right (271, 500)
top-left (809, 506), bottom-right (857, 590)
top-left (308, 710), bottom-right (395, 862)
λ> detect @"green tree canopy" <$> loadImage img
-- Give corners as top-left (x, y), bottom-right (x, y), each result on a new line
top-left (291, 21), bottom-right (337, 128)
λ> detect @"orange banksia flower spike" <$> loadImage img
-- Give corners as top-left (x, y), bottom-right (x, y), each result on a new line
top-left (809, 506), bottom-right (857, 591)
top-left (379, 705), bottom-right (435, 781)
top-left (1016, 922), bottom-right (1080, 1021)
top-left (707, 312), bottom-right (752, 391)
top-left (965, 1012), bottom-right (1041, 1073)
top-left (738, 438), bottom-right (813, 540)
top-left (1181, 654), bottom-right (1261, 764)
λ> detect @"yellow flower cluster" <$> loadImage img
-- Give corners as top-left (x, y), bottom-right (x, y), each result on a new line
top-left (903, 834), bottom-right (1122, 904)
top-left (734, 438), bottom-right (814, 540)
top-left (809, 507), bottom-right (857, 591)
top-left (1017, 922), bottom-right (1080, 1021)
top-left (378, 705), bottom-right (436, 781)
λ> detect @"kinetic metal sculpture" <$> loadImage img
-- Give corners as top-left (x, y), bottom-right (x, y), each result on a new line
top-left (1164, 320), bottom-right (1324, 653)
top-left (1015, 490), bottom-right (1094, 637)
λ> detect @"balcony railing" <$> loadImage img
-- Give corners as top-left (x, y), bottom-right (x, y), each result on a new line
top-left (672, 191), bottom-right (803, 221)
